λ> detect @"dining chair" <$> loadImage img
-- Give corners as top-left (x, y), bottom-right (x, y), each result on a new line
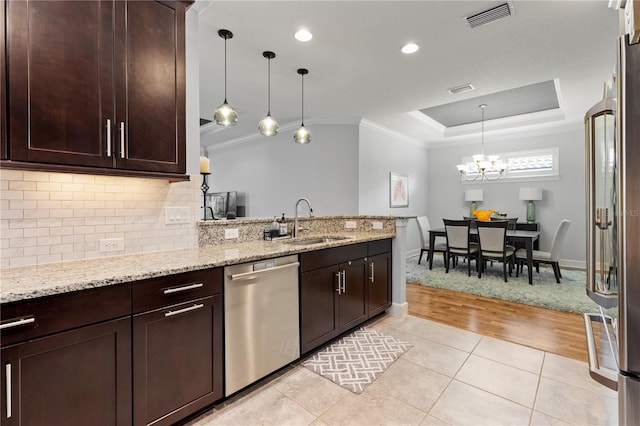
top-left (476, 220), bottom-right (515, 282)
top-left (491, 216), bottom-right (518, 230)
top-left (516, 219), bottom-right (571, 283)
top-left (416, 216), bottom-right (447, 265)
top-left (443, 219), bottom-right (478, 276)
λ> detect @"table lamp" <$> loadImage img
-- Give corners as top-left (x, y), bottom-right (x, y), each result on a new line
top-left (464, 189), bottom-right (484, 215)
top-left (519, 187), bottom-right (543, 223)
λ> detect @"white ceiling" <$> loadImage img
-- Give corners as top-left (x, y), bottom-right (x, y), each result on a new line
top-left (195, 1), bottom-right (620, 148)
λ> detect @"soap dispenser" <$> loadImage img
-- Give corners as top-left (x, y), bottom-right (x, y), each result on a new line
top-left (270, 216), bottom-right (280, 238)
top-left (279, 213), bottom-right (288, 236)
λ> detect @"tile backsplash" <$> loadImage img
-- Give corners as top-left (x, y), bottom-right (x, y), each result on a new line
top-left (0, 170), bottom-right (200, 268)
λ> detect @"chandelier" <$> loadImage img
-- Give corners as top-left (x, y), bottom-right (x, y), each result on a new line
top-left (456, 104), bottom-right (507, 181)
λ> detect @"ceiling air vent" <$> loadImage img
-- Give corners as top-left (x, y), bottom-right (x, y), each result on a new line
top-left (466, 3), bottom-right (512, 28)
top-left (448, 84), bottom-right (475, 95)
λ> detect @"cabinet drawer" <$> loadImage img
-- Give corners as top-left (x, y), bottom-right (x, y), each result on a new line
top-left (300, 243), bottom-right (367, 273)
top-left (0, 283), bottom-right (131, 346)
top-left (368, 238), bottom-right (392, 256)
top-left (132, 268), bottom-right (222, 314)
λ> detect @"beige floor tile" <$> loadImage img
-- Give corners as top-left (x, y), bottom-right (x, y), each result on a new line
top-left (541, 352), bottom-right (618, 398)
top-left (473, 336), bottom-right (544, 374)
top-left (534, 377), bottom-right (618, 426)
top-left (402, 335), bottom-right (470, 377)
top-left (429, 380), bottom-right (532, 425)
top-left (273, 367), bottom-right (350, 417)
top-left (368, 357), bottom-right (452, 412)
top-left (529, 410), bottom-right (571, 426)
top-left (196, 386), bottom-right (317, 425)
top-left (455, 354), bottom-right (540, 407)
top-left (319, 385), bottom-right (427, 425)
top-left (414, 320), bottom-right (482, 352)
top-left (420, 414), bottom-right (450, 425)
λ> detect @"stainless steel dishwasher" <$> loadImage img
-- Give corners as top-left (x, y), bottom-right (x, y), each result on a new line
top-left (224, 254), bottom-right (300, 396)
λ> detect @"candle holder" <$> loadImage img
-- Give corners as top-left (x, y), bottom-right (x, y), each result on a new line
top-left (201, 172), bottom-right (212, 221)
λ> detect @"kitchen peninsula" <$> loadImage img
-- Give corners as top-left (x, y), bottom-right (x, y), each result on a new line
top-left (0, 215), bottom-right (403, 426)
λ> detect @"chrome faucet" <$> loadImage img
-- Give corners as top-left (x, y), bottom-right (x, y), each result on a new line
top-left (294, 198), bottom-right (314, 238)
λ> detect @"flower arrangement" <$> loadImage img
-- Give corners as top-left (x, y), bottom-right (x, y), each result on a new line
top-left (471, 209), bottom-right (494, 221)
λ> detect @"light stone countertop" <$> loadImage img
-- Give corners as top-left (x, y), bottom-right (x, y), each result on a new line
top-left (0, 232), bottom-right (395, 304)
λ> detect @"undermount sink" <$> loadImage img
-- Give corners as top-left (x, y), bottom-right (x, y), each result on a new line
top-left (285, 236), bottom-right (352, 246)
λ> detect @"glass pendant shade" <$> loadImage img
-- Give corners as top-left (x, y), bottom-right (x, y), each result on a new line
top-left (214, 29), bottom-right (237, 127)
top-left (214, 100), bottom-right (238, 126)
top-left (294, 124), bottom-right (311, 144)
top-left (259, 51), bottom-right (279, 136)
top-left (294, 68), bottom-right (311, 144)
top-left (258, 113), bottom-right (279, 136)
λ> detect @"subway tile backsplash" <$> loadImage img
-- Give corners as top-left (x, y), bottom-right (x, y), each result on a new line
top-left (0, 170), bottom-right (200, 268)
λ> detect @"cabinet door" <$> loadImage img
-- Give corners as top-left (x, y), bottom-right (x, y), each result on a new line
top-left (133, 295), bottom-right (223, 426)
top-left (300, 265), bottom-right (340, 354)
top-left (114, 0), bottom-right (185, 173)
top-left (0, 317), bottom-right (131, 426)
top-left (338, 259), bottom-right (368, 331)
top-left (7, 0), bottom-right (115, 167)
top-left (368, 252), bottom-right (391, 318)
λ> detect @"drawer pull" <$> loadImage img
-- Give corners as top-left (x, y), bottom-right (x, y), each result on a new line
top-left (163, 283), bottom-right (204, 295)
top-left (370, 262), bottom-right (375, 283)
top-left (0, 317), bottom-right (35, 330)
top-left (106, 118), bottom-right (112, 157)
top-left (5, 363), bottom-right (11, 418)
top-left (164, 303), bottom-right (204, 318)
top-left (120, 122), bottom-right (126, 158)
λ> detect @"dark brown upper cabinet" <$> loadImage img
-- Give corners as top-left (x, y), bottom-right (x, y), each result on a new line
top-left (5, 0), bottom-right (186, 178)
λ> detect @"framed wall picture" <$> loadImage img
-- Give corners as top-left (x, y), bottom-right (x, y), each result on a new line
top-left (389, 172), bottom-right (409, 208)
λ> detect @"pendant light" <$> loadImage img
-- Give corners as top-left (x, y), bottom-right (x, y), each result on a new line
top-left (258, 51), bottom-right (279, 136)
top-left (294, 68), bottom-right (311, 144)
top-left (455, 104), bottom-right (507, 181)
top-left (213, 29), bottom-right (238, 126)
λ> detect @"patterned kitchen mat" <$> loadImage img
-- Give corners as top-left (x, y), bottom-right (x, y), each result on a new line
top-left (302, 327), bottom-right (412, 394)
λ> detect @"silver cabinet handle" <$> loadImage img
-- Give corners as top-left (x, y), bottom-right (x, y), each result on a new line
top-left (106, 119), bottom-right (112, 157)
top-left (370, 262), bottom-right (375, 283)
top-left (0, 316), bottom-right (35, 330)
top-left (163, 283), bottom-right (204, 295)
top-left (341, 270), bottom-right (346, 294)
top-left (5, 363), bottom-right (11, 418)
top-left (119, 122), bottom-right (125, 158)
top-left (164, 303), bottom-right (204, 318)
top-left (335, 272), bottom-right (342, 294)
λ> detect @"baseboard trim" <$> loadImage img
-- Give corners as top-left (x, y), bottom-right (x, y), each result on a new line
top-left (388, 302), bottom-right (408, 317)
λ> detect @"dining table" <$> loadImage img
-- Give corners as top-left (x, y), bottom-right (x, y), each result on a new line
top-left (427, 227), bottom-right (541, 285)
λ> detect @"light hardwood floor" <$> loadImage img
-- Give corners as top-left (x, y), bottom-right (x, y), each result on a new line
top-left (406, 282), bottom-right (590, 362)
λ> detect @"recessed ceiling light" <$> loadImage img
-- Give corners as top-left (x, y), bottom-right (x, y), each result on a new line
top-left (295, 29), bottom-right (313, 42)
top-left (401, 43), bottom-right (419, 54)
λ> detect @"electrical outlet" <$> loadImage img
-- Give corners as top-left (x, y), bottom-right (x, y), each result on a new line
top-left (224, 228), bottom-right (239, 239)
top-left (99, 238), bottom-right (124, 252)
top-left (345, 221), bottom-right (357, 229)
top-left (165, 206), bottom-right (190, 224)
top-left (372, 221), bottom-right (383, 230)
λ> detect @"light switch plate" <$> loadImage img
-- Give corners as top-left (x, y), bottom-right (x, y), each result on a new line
top-left (225, 228), bottom-right (239, 239)
top-left (345, 221), bottom-right (357, 229)
top-left (165, 206), bottom-right (190, 224)
top-left (372, 221), bottom-right (383, 230)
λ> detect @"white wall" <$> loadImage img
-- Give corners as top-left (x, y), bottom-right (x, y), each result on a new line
top-left (203, 123), bottom-right (359, 218)
top-left (358, 121), bottom-right (429, 255)
top-left (427, 122), bottom-right (586, 266)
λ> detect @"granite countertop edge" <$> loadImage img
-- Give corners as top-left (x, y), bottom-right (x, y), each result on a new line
top-left (0, 232), bottom-right (395, 304)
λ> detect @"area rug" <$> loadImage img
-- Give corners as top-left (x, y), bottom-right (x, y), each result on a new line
top-left (302, 327), bottom-right (412, 394)
top-left (406, 255), bottom-right (615, 315)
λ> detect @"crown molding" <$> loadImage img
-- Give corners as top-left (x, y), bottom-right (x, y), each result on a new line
top-left (359, 119), bottom-right (427, 148)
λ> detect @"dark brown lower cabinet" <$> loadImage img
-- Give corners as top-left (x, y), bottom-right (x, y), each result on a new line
top-left (368, 251), bottom-right (392, 317)
top-left (133, 295), bottom-right (223, 426)
top-left (300, 239), bottom-right (392, 354)
top-left (0, 317), bottom-right (132, 426)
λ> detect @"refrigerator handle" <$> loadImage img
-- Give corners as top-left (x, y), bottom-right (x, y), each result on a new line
top-left (583, 313), bottom-right (619, 391)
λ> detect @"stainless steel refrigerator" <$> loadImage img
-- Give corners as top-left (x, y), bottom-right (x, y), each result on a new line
top-left (584, 33), bottom-right (640, 425)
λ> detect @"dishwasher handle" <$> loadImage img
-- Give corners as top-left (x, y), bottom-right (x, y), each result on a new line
top-left (228, 261), bottom-right (300, 281)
